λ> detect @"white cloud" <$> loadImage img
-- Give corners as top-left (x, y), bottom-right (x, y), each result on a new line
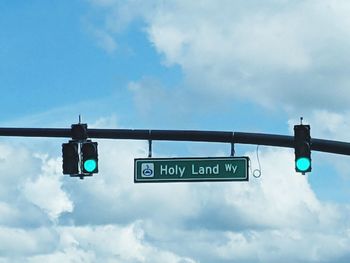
top-left (22, 155), bottom-right (73, 222)
top-left (215, 229), bottom-right (350, 263)
top-left (0, 226), bottom-right (57, 258)
top-left (89, 0), bottom-right (350, 111)
top-left (0, 202), bottom-right (19, 226)
top-left (230, 148), bottom-right (347, 230)
top-left (146, 1), bottom-right (350, 111)
top-left (72, 134), bottom-right (350, 262)
top-left (1, 115), bottom-right (350, 262)
top-left (0, 143), bottom-right (41, 197)
top-left (25, 223), bottom-right (197, 263)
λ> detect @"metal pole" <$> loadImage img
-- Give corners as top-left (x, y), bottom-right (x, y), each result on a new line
top-left (0, 127), bottom-right (70, 138)
top-left (0, 127), bottom-right (350, 156)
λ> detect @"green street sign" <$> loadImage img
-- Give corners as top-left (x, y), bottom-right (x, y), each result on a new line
top-left (134, 157), bottom-right (249, 183)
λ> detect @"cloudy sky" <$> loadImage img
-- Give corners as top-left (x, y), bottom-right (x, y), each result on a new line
top-left (1, 0), bottom-right (350, 262)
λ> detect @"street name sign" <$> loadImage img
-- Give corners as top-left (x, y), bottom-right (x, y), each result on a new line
top-left (134, 157), bottom-right (249, 183)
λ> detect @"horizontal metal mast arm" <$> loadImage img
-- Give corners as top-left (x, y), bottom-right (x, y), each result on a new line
top-left (1, 127), bottom-right (350, 155)
top-left (0, 127), bottom-right (70, 138)
top-left (311, 138), bottom-right (350, 155)
top-left (89, 129), bottom-right (234, 142)
top-left (233, 132), bottom-right (293, 148)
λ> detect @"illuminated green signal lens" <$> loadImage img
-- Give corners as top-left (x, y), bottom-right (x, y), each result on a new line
top-left (296, 157), bottom-right (311, 172)
top-left (84, 159), bottom-right (97, 173)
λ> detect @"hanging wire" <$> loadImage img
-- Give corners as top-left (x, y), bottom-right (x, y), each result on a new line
top-left (252, 145), bottom-right (262, 178)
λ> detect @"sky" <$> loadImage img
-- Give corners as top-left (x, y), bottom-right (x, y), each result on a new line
top-left (1, 0), bottom-right (350, 262)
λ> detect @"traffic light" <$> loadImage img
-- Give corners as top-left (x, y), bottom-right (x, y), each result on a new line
top-left (62, 142), bottom-right (79, 175)
top-left (81, 141), bottom-right (98, 174)
top-left (294, 124), bottom-right (311, 174)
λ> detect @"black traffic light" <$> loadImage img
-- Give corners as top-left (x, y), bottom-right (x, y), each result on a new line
top-left (294, 124), bottom-right (311, 174)
top-left (62, 142), bottom-right (79, 175)
top-left (81, 141), bottom-right (98, 174)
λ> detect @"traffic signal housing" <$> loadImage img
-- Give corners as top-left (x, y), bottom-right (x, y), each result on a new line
top-left (62, 142), bottom-right (79, 175)
top-left (81, 141), bottom-right (98, 174)
top-left (294, 124), bottom-right (311, 174)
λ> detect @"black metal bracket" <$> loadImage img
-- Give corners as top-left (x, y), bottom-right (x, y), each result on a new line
top-left (71, 123), bottom-right (88, 141)
top-left (70, 173), bottom-right (93, 180)
top-left (148, 139), bottom-right (152, 158)
top-left (230, 143), bottom-right (235, 157)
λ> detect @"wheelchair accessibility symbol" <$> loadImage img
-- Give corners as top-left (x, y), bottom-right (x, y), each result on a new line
top-left (141, 163), bottom-right (154, 177)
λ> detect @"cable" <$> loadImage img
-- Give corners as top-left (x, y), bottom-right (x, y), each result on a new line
top-left (253, 145), bottom-right (262, 178)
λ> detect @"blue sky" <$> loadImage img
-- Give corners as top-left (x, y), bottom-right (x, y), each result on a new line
top-left (1, 0), bottom-right (350, 262)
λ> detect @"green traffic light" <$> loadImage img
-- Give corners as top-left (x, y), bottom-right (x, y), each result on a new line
top-left (296, 157), bottom-right (311, 172)
top-left (84, 159), bottom-right (97, 173)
